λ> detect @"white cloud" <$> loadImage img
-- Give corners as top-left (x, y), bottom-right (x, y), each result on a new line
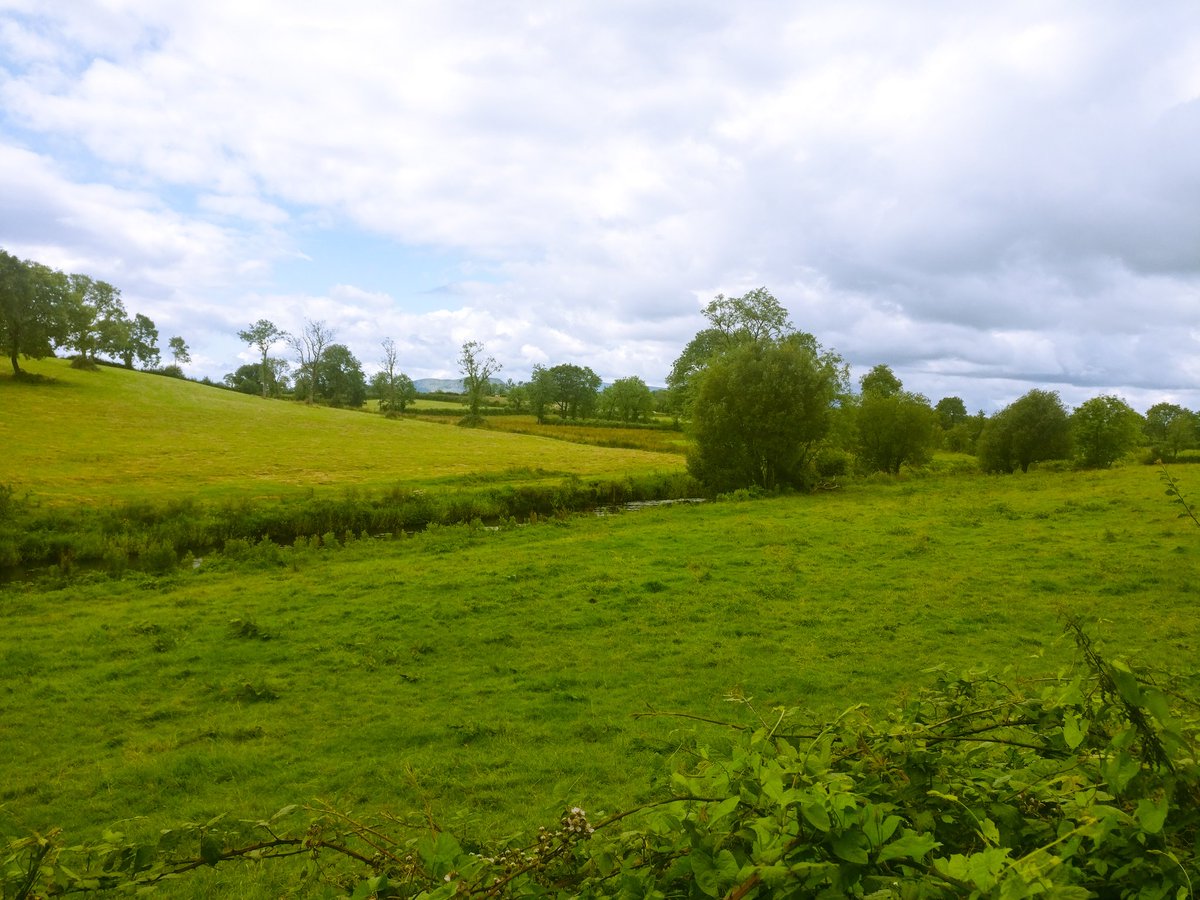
top-left (1, 1), bottom-right (1199, 411)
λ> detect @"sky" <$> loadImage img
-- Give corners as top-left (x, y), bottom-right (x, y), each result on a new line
top-left (1, 1), bottom-right (1198, 413)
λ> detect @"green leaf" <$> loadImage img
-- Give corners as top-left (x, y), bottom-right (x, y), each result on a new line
top-left (801, 800), bottom-right (831, 832)
top-left (877, 830), bottom-right (940, 863)
top-left (709, 795), bottom-right (740, 824)
top-left (1135, 796), bottom-right (1169, 835)
top-left (1062, 714), bottom-right (1084, 750)
top-left (199, 834), bottom-right (222, 867)
top-left (979, 817), bottom-right (1001, 847)
top-left (690, 848), bottom-right (721, 897)
top-left (830, 832), bottom-right (869, 865)
top-left (1109, 661), bottom-right (1144, 706)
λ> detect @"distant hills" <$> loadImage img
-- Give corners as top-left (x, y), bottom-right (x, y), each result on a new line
top-left (413, 378), bottom-right (469, 394)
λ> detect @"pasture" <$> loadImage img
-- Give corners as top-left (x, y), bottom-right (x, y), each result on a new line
top-left (1, 360), bottom-right (1197, 895)
top-left (0, 359), bottom-right (682, 505)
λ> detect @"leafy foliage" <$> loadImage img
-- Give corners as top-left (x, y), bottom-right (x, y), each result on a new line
top-left (0, 251), bottom-right (68, 375)
top-left (1071, 394), bottom-right (1143, 469)
top-left (1144, 402), bottom-right (1198, 463)
top-left (7, 625), bottom-right (1196, 898)
top-left (977, 389), bottom-right (1072, 474)
top-left (667, 287), bottom-right (793, 411)
top-left (458, 340), bottom-right (502, 421)
top-left (854, 366), bottom-right (939, 474)
top-left (528, 363), bottom-right (602, 421)
top-left (598, 375), bottom-right (654, 423)
top-left (687, 334), bottom-right (846, 491)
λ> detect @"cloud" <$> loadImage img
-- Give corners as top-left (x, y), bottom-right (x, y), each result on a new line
top-left (1, 1), bottom-right (1198, 411)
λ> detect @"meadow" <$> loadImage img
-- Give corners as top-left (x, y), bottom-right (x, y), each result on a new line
top-left (1, 360), bottom-right (1198, 895)
top-left (0, 360), bottom-right (682, 505)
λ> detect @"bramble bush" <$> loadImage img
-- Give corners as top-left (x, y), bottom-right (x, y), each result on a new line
top-left (5, 620), bottom-right (1197, 898)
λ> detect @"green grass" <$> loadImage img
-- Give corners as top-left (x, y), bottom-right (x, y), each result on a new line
top-left (2, 358), bottom-right (1197, 896)
top-left (2, 465), bottom-right (1195, 860)
top-left (0, 359), bottom-right (683, 505)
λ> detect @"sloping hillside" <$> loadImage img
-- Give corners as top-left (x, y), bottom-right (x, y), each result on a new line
top-left (0, 359), bottom-right (683, 504)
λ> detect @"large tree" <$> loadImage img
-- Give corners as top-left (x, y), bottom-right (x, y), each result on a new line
top-left (315, 344), bottom-right (367, 408)
top-left (290, 319), bottom-right (335, 405)
top-left (1071, 395), bottom-right (1143, 469)
top-left (1144, 402), bottom-right (1198, 462)
top-left (118, 313), bottom-right (160, 369)
top-left (532, 363), bottom-right (602, 419)
top-left (238, 319), bottom-right (288, 399)
top-left (458, 339), bottom-right (501, 423)
top-left (0, 251), bottom-right (67, 375)
top-left (687, 333), bottom-right (846, 492)
top-left (935, 396), bottom-right (969, 431)
top-left (854, 365), bottom-right (938, 474)
top-left (62, 274), bottom-right (128, 363)
top-left (977, 389), bottom-right (1072, 473)
top-left (599, 376), bottom-right (654, 423)
top-left (667, 287), bottom-right (793, 411)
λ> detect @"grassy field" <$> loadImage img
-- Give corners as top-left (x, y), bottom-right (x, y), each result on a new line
top-left (3, 464), bottom-right (1196, 843)
top-left (0, 359), bottom-right (683, 505)
top-left (2, 360), bottom-right (1198, 895)
top-left (482, 415), bottom-right (689, 454)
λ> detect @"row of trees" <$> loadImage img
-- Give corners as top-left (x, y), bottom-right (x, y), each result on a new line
top-left (0, 249), bottom-right (190, 375)
top-left (225, 321), bottom-right (659, 426)
top-left (668, 288), bottom-right (1200, 491)
top-left (6, 247), bottom-right (1194, 484)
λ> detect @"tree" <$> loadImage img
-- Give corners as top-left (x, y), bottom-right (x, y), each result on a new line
top-left (0, 251), bottom-right (67, 375)
top-left (290, 320), bottom-right (335, 405)
top-left (62, 274), bottom-right (128, 363)
top-left (315, 344), bottom-right (367, 408)
top-left (1071, 395), bottom-right (1143, 469)
top-left (536, 363), bottom-right (601, 419)
top-left (505, 382), bottom-right (529, 413)
top-left (977, 389), bottom-right (1072, 473)
top-left (854, 367), bottom-right (938, 474)
top-left (944, 411), bottom-right (987, 454)
top-left (599, 376), bottom-right (654, 423)
top-left (458, 340), bottom-right (501, 423)
top-left (168, 336), bottom-right (190, 366)
top-left (117, 313), bottom-right (160, 369)
top-left (238, 319), bottom-right (288, 399)
top-left (668, 287), bottom-right (793, 411)
top-left (935, 396), bottom-right (969, 431)
top-left (371, 337), bottom-right (416, 416)
top-left (1144, 402), bottom-right (1198, 462)
top-left (687, 333), bottom-right (847, 492)
top-left (224, 359), bottom-right (289, 396)
top-left (859, 364), bottom-right (903, 399)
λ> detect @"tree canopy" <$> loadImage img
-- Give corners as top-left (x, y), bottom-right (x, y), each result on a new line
top-left (977, 389), bottom-right (1072, 473)
top-left (458, 340), bottom-right (501, 423)
top-left (687, 333), bottom-right (846, 492)
top-left (667, 287), bottom-right (794, 410)
top-left (599, 376), bottom-right (654, 423)
top-left (529, 363), bottom-right (602, 421)
top-left (0, 250), bottom-right (67, 375)
top-left (1071, 395), bottom-right (1143, 469)
top-left (854, 366), bottom-right (938, 474)
top-left (238, 319), bottom-right (288, 399)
